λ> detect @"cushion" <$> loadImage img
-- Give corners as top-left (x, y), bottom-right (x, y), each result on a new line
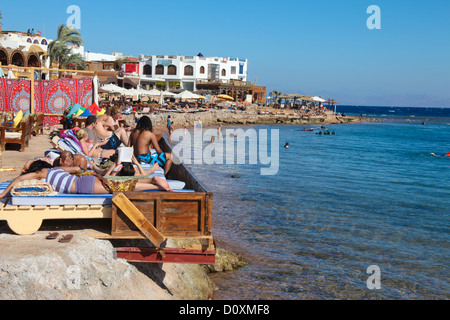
top-left (79, 107), bottom-right (92, 117)
top-left (66, 104), bottom-right (82, 118)
top-left (10, 179), bottom-right (57, 197)
top-left (89, 102), bottom-right (101, 114)
top-left (74, 106), bottom-right (87, 117)
top-left (5, 132), bottom-right (22, 139)
top-left (13, 110), bottom-right (23, 128)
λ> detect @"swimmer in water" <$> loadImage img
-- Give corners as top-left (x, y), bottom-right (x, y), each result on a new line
top-left (430, 152), bottom-right (450, 157)
top-left (284, 142), bottom-right (289, 149)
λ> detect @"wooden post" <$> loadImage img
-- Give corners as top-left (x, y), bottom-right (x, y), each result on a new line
top-left (29, 67), bottom-right (35, 114)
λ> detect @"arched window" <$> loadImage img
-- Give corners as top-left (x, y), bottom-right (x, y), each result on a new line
top-left (41, 39), bottom-right (48, 45)
top-left (143, 64), bottom-right (152, 75)
top-left (199, 66), bottom-right (205, 74)
top-left (168, 65), bottom-right (177, 75)
top-left (11, 52), bottom-right (25, 67)
top-left (155, 65), bottom-right (164, 75)
top-left (27, 54), bottom-right (41, 67)
top-left (221, 69), bottom-right (226, 76)
top-left (0, 49), bottom-right (8, 66)
top-left (33, 39), bottom-right (39, 44)
top-left (27, 38), bottom-right (32, 43)
top-left (184, 65), bottom-right (193, 76)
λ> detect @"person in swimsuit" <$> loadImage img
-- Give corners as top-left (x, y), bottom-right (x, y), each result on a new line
top-left (93, 113), bottom-right (130, 150)
top-left (0, 161), bottom-right (172, 201)
top-left (76, 129), bottom-right (109, 158)
top-left (129, 116), bottom-right (173, 175)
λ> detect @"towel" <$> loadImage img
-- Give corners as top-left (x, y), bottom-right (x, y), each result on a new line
top-left (11, 179), bottom-right (57, 197)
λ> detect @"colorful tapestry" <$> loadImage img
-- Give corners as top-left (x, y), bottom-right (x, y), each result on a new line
top-left (0, 79), bottom-right (32, 112)
top-left (34, 78), bottom-right (93, 114)
top-left (0, 78), bottom-right (93, 115)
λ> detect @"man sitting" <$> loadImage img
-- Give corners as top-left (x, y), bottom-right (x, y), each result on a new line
top-left (129, 116), bottom-right (173, 176)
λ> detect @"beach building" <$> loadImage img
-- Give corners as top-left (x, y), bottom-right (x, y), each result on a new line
top-left (137, 53), bottom-right (248, 92)
top-left (0, 28), bottom-right (49, 69)
top-left (0, 26), bottom-right (265, 104)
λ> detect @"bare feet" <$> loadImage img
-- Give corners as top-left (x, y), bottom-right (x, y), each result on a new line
top-left (151, 176), bottom-right (173, 191)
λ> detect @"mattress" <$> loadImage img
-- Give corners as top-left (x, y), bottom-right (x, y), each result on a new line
top-left (0, 167), bottom-right (191, 206)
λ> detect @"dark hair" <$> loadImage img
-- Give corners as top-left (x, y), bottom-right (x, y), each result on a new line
top-left (118, 162), bottom-right (135, 176)
top-left (24, 160), bottom-right (53, 174)
top-left (86, 115), bottom-right (97, 126)
top-left (134, 116), bottom-right (153, 132)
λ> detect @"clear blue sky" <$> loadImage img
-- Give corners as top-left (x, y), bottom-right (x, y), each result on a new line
top-left (1, 0), bottom-right (449, 107)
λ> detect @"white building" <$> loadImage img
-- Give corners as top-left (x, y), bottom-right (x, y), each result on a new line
top-left (138, 54), bottom-right (248, 91)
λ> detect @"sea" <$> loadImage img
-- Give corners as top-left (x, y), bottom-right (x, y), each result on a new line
top-left (171, 106), bottom-right (450, 300)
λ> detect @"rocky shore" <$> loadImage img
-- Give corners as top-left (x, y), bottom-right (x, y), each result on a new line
top-left (0, 231), bottom-right (247, 300)
top-left (124, 107), bottom-right (378, 131)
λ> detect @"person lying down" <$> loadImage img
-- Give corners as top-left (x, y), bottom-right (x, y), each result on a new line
top-left (0, 160), bottom-right (172, 201)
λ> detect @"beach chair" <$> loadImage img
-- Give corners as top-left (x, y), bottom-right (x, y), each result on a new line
top-left (0, 117), bottom-right (32, 152)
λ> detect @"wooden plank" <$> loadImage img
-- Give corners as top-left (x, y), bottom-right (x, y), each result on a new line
top-left (112, 193), bottom-right (166, 247)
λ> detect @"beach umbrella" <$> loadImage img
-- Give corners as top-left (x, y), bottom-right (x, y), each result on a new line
top-left (101, 84), bottom-right (127, 95)
top-left (216, 94), bottom-right (234, 101)
top-left (162, 90), bottom-right (176, 97)
top-left (311, 96), bottom-right (326, 103)
top-left (144, 88), bottom-right (162, 96)
top-left (174, 90), bottom-right (200, 99)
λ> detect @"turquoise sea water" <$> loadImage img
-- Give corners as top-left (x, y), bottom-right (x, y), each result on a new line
top-left (175, 108), bottom-right (450, 300)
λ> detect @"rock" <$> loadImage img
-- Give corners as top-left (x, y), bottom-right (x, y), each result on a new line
top-left (0, 233), bottom-right (217, 300)
top-left (204, 248), bottom-right (248, 273)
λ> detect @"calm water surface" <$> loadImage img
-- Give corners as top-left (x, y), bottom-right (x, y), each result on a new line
top-left (172, 112), bottom-right (450, 300)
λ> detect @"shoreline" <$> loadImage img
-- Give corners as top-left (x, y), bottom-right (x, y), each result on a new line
top-left (125, 107), bottom-right (379, 132)
top-left (0, 109), bottom-right (376, 300)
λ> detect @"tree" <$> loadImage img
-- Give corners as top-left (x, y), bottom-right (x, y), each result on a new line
top-left (271, 90), bottom-right (282, 108)
top-left (48, 24), bottom-right (85, 70)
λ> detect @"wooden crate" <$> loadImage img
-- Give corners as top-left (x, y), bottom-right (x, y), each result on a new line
top-left (111, 191), bottom-right (213, 240)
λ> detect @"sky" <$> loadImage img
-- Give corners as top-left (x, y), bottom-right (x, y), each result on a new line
top-left (1, 0), bottom-right (449, 107)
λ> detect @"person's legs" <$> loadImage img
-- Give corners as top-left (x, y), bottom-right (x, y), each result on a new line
top-left (135, 176), bottom-right (172, 191)
top-left (114, 127), bottom-right (129, 146)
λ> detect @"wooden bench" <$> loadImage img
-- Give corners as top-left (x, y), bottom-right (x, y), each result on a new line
top-left (0, 116), bottom-right (32, 152)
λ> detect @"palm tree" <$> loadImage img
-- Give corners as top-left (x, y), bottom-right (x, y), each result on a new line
top-left (271, 90), bottom-right (282, 108)
top-left (48, 24), bottom-right (84, 70)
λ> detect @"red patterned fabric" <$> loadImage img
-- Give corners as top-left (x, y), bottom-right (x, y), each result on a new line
top-left (0, 79), bottom-right (32, 112)
top-left (0, 78), bottom-right (93, 115)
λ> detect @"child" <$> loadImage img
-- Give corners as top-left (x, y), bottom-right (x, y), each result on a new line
top-left (76, 128), bottom-right (109, 158)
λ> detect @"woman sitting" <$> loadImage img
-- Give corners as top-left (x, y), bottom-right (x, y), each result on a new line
top-left (0, 160), bottom-right (172, 201)
top-left (76, 128), bottom-right (113, 159)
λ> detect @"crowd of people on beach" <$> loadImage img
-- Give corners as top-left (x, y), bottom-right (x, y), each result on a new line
top-left (0, 106), bottom-right (176, 201)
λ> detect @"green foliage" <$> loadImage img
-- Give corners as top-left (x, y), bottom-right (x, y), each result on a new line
top-left (48, 24), bottom-right (85, 70)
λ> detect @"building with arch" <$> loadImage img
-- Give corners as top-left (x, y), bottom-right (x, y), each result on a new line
top-left (138, 54), bottom-right (248, 92)
top-left (0, 29), bottom-right (49, 69)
